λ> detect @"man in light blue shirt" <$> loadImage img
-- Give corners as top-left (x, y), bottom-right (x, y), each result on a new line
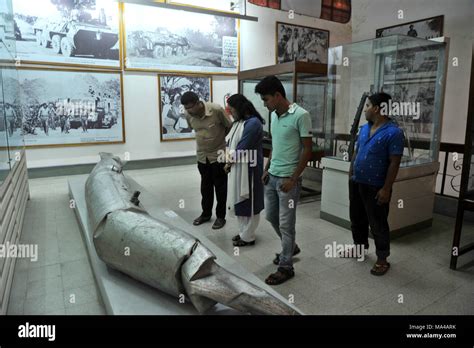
top-left (256, 75), bottom-right (313, 285)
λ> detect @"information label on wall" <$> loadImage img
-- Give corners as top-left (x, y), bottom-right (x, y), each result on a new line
top-left (222, 36), bottom-right (238, 68)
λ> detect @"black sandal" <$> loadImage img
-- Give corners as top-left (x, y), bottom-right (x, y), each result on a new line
top-left (232, 235), bottom-right (241, 242)
top-left (233, 239), bottom-right (255, 247)
top-left (273, 245), bottom-right (301, 265)
top-left (265, 267), bottom-right (295, 285)
top-left (370, 262), bottom-right (390, 276)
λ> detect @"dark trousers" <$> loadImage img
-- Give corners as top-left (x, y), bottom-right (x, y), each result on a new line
top-left (349, 180), bottom-right (391, 259)
top-left (197, 159), bottom-right (227, 219)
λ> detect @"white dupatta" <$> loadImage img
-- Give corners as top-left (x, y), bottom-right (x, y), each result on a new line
top-left (225, 120), bottom-right (250, 216)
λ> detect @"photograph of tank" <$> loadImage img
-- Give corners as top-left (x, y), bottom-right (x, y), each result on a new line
top-left (376, 15), bottom-right (443, 40)
top-left (276, 22), bottom-right (329, 64)
top-left (124, 3), bottom-right (238, 74)
top-left (10, 0), bottom-right (120, 68)
top-left (6, 69), bottom-right (124, 147)
top-left (159, 74), bottom-right (211, 141)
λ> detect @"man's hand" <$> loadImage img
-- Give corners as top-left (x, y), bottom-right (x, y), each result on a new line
top-left (280, 178), bottom-right (296, 193)
top-left (262, 170), bottom-right (269, 184)
top-left (375, 187), bottom-right (391, 205)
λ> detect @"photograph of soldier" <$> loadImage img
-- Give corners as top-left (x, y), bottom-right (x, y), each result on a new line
top-left (159, 75), bottom-right (212, 141)
top-left (376, 16), bottom-right (443, 40)
top-left (12, 69), bottom-right (123, 146)
top-left (9, 0), bottom-right (120, 67)
top-left (4, 103), bottom-right (18, 136)
top-left (276, 22), bottom-right (329, 64)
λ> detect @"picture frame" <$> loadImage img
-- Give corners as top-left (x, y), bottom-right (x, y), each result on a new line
top-left (123, 3), bottom-right (239, 75)
top-left (276, 22), bottom-right (329, 64)
top-left (376, 15), bottom-right (444, 40)
top-left (10, 67), bottom-right (125, 148)
top-left (158, 74), bottom-right (213, 142)
top-left (10, 0), bottom-right (122, 69)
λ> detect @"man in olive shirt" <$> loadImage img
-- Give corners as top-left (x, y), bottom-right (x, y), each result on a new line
top-left (256, 76), bottom-right (313, 285)
top-left (181, 91), bottom-right (232, 230)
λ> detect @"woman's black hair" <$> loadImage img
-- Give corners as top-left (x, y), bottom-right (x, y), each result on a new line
top-left (227, 94), bottom-right (265, 124)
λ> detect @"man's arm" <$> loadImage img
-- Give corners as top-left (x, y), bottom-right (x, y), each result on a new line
top-left (376, 155), bottom-right (402, 204)
top-left (349, 149), bottom-right (357, 178)
top-left (217, 107), bottom-right (232, 135)
top-left (290, 137), bottom-right (312, 182)
top-left (262, 150), bottom-right (272, 184)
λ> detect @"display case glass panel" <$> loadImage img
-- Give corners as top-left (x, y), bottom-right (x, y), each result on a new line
top-left (323, 34), bottom-right (447, 167)
top-left (0, 0), bottom-right (23, 184)
top-left (239, 62), bottom-right (327, 139)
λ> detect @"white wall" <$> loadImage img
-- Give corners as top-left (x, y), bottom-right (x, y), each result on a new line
top-left (351, 0), bottom-right (474, 144)
top-left (25, 2), bottom-right (352, 169)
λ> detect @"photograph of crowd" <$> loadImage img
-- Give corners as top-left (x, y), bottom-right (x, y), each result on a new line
top-left (276, 22), bottom-right (329, 64)
top-left (1, 69), bottom-right (124, 147)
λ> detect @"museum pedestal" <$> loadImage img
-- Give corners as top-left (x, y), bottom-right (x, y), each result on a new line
top-left (320, 156), bottom-right (439, 236)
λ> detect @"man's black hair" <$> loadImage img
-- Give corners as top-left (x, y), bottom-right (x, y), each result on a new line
top-left (180, 91), bottom-right (199, 105)
top-left (368, 92), bottom-right (392, 110)
top-left (254, 75), bottom-right (286, 98)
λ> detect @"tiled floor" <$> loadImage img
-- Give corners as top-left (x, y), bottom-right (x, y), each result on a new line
top-left (7, 164), bottom-right (474, 315)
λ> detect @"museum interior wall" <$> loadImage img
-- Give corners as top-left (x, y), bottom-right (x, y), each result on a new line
top-left (351, 0), bottom-right (474, 144)
top-left (23, 1), bottom-right (352, 169)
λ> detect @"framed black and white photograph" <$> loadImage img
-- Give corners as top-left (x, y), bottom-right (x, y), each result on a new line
top-left (297, 81), bottom-right (326, 133)
top-left (10, 68), bottom-right (124, 147)
top-left (381, 81), bottom-right (435, 139)
top-left (383, 47), bottom-right (440, 78)
top-left (10, 0), bottom-right (121, 68)
top-left (159, 74), bottom-right (212, 141)
top-left (124, 3), bottom-right (239, 74)
top-left (276, 22), bottom-right (329, 64)
top-left (376, 15), bottom-right (444, 40)
top-left (0, 0), bottom-right (16, 58)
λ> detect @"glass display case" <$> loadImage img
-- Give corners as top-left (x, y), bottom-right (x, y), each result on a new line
top-left (239, 61), bottom-right (327, 138)
top-left (320, 34), bottom-right (448, 235)
top-left (0, 0), bottom-right (23, 185)
top-left (323, 34), bottom-right (447, 167)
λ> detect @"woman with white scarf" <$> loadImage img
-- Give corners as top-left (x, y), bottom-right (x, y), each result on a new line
top-left (224, 94), bottom-right (265, 247)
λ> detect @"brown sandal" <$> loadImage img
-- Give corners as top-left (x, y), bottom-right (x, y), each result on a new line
top-left (265, 268), bottom-right (295, 285)
top-left (370, 262), bottom-right (390, 276)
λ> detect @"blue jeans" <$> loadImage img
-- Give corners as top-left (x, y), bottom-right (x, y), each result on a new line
top-left (265, 174), bottom-right (302, 271)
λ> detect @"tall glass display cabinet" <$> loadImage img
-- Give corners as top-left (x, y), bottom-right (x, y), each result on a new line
top-left (238, 61), bottom-right (328, 162)
top-left (320, 35), bottom-right (448, 235)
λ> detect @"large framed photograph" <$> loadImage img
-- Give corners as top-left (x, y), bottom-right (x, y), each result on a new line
top-left (276, 22), bottom-right (329, 64)
top-left (10, 0), bottom-right (121, 69)
top-left (376, 16), bottom-right (444, 40)
top-left (381, 81), bottom-right (435, 140)
top-left (123, 3), bottom-right (239, 74)
top-left (13, 68), bottom-right (124, 147)
top-left (159, 74), bottom-right (212, 141)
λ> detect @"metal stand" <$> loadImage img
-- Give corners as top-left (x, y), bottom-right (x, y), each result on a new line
top-left (450, 55), bottom-right (474, 270)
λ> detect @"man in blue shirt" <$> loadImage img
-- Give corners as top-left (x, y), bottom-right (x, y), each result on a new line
top-left (349, 92), bottom-right (404, 276)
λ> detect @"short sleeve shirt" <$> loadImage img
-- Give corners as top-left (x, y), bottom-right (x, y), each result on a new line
top-left (352, 120), bottom-right (404, 187)
top-left (186, 102), bottom-right (232, 164)
top-left (269, 103), bottom-right (312, 177)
